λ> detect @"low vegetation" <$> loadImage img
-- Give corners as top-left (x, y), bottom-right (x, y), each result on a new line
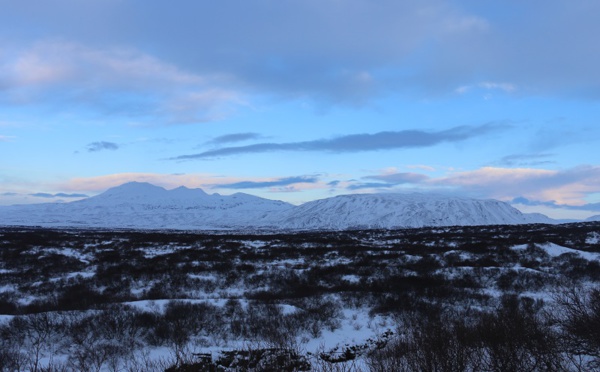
top-left (0, 222), bottom-right (599, 371)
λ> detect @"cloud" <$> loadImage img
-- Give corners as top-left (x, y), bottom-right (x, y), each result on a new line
top-left (433, 166), bottom-right (600, 205)
top-left (496, 153), bottom-right (555, 167)
top-left (340, 165), bottom-right (600, 210)
top-left (172, 123), bottom-right (507, 160)
top-left (2, 0), bottom-right (600, 107)
top-left (86, 141), bottom-right (119, 152)
top-left (207, 132), bottom-right (262, 145)
top-left (57, 172), bottom-right (325, 195)
top-left (18, 164), bottom-right (600, 216)
top-left (29, 192), bottom-right (89, 198)
top-left (406, 164), bottom-right (436, 172)
top-left (29, 193), bottom-right (57, 198)
top-left (345, 170), bottom-right (430, 191)
top-left (456, 81), bottom-right (516, 95)
top-left (512, 197), bottom-right (600, 212)
top-left (364, 172), bottom-right (429, 184)
top-left (347, 182), bottom-right (398, 191)
top-left (214, 176), bottom-right (319, 189)
top-left (0, 135), bottom-right (15, 142)
top-left (55, 193), bottom-right (89, 198)
top-left (58, 173), bottom-right (232, 193)
top-left (0, 40), bottom-right (243, 123)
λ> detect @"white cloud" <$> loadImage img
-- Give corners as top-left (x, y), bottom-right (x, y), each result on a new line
top-left (0, 135), bottom-right (15, 142)
top-left (455, 81), bottom-right (516, 94)
top-left (433, 166), bottom-right (600, 205)
top-left (58, 172), bottom-right (328, 195)
top-left (347, 165), bottom-right (600, 208)
top-left (0, 40), bottom-right (243, 123)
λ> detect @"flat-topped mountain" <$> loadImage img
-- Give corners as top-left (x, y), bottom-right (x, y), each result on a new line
top-left (275, 193), bottom-right (553, 229)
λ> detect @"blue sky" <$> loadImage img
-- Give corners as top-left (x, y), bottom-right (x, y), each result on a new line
top-left (1, 0), bottom-right (600, 219)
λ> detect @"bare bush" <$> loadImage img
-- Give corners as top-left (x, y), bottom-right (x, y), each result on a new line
top-left (553, 286), bottom-right (600, 369)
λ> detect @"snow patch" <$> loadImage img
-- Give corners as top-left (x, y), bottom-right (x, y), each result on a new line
top-left (586, 232), bottom-right (600, 244)
top-left (512, 242), bottom-right (600, 260)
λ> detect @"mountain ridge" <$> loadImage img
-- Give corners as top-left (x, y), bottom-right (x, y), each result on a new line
top-left (0, 181), bottom-right (556, 230)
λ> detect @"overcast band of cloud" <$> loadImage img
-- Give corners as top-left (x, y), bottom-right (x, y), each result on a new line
top-left (86, 141), bottom-right (120, 152)
top-left (512, 197), bottom-right (600, 212)
top-left (30, 192), bottom-right (89, 198)
top-left (173, 123), bottom-right (507, 160)
top-left (207, 132), bottom-right (262, 145)
top-left (213, 175), bottom-right (319, 189)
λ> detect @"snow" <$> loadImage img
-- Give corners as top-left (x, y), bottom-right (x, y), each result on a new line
top-left (302, 307), bottom-right (393, 356)
top-left (36, 247), bottom-right (91, 263)
top-left (512, 242), bottom-right (600, 260)
top-left (49, 271), bottom-right (95, 282)
top-left (188, 273), bottom-right (218, 281)
top-left (142, 245), bottom-right (188, 258)
top-left (0, 284), bottom-right (16, 293)
top-left (512, 244), bottom-right (529, 251)
top-left (275, 193), bottom-right (555, 230)
top-left (237, 240), bottom-right (268, 248)
top-left (0, 181), bottom-right (294, 230)
top-left (0, 181), bottom-right (557, 230)
top-left (586, 232), bottom-right (600, 244)
top-left (540, 242), bottom-right (600, 260)
top-left (123, 299), bottom-right (216, 312)
top-left (341, 274), bottom-right (361, 283)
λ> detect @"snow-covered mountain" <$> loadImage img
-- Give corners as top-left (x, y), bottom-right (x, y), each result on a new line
top-left (0, 182), bottom-right (294, 229)
top-left (274, 193), bottom-right (554, 230)
top-left (586, 214), bottom-right (600, 222)
top-left (0, 182), bottom-right (555, 230)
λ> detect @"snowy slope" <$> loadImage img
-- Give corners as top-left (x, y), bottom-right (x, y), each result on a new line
top-left (272, 193), bottom-right (554, 230)
top-left (586, 215), bottom-right (600, 222)
top-left (0, 182), bottom-right (555, 230)
top-left (0, 182), bottom-right (294, 229)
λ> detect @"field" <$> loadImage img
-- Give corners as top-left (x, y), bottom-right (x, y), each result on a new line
top-left (1, 223), bottom-right (600, 371)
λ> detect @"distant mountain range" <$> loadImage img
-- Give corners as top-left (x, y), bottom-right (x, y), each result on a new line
top-left (0, 181), bottom-right (557, 230)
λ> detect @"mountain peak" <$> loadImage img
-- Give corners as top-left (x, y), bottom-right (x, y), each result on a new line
top-left (169, 185), bottom-right (208, 197)
top-left (99, 182), bottom-right (166, 197)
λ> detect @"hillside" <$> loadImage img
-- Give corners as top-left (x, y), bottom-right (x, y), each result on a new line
top-left (0, 182), bottom-right (555, 229)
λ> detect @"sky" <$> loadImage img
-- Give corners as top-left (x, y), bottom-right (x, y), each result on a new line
top-left (1, 0), bottom-right (600, 219)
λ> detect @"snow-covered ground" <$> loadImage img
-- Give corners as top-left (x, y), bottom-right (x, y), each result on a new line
top-left (512, 242), bottom-right (600, 260)
top-left (1, 222), bottom-right (600, 371)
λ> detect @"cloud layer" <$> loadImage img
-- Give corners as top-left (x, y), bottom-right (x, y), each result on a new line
top-left (348, 165), bottom-right (600, 208)
top-left (3, 0), bottom-right (600, 110)
top-left (206, 133), bottom-right (262, 145)
top-left (86, 141), bottom-right (119, 152)
top-left (214, 176), bottom-right (319, 189)
top-left (173, 123), bottom-right (506, 160)
top-left (0, 41), bottom-right (242, 124)
top-left (30, 192), bottom-right (89, 198)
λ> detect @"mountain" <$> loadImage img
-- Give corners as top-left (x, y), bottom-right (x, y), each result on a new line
top-left (273, 193), bottom-right (554, 230)
top-left (0, 182), bottom-right (294, 229)
top-left (586, 215), bottom-right (600, 222)
top-left (0, 182), bottom-right (556, 230)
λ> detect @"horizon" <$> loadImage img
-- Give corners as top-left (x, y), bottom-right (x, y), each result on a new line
top-left (2, 1), bottom-right (600, 220)
top-left (1, 180), bottom-right (591, 221)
